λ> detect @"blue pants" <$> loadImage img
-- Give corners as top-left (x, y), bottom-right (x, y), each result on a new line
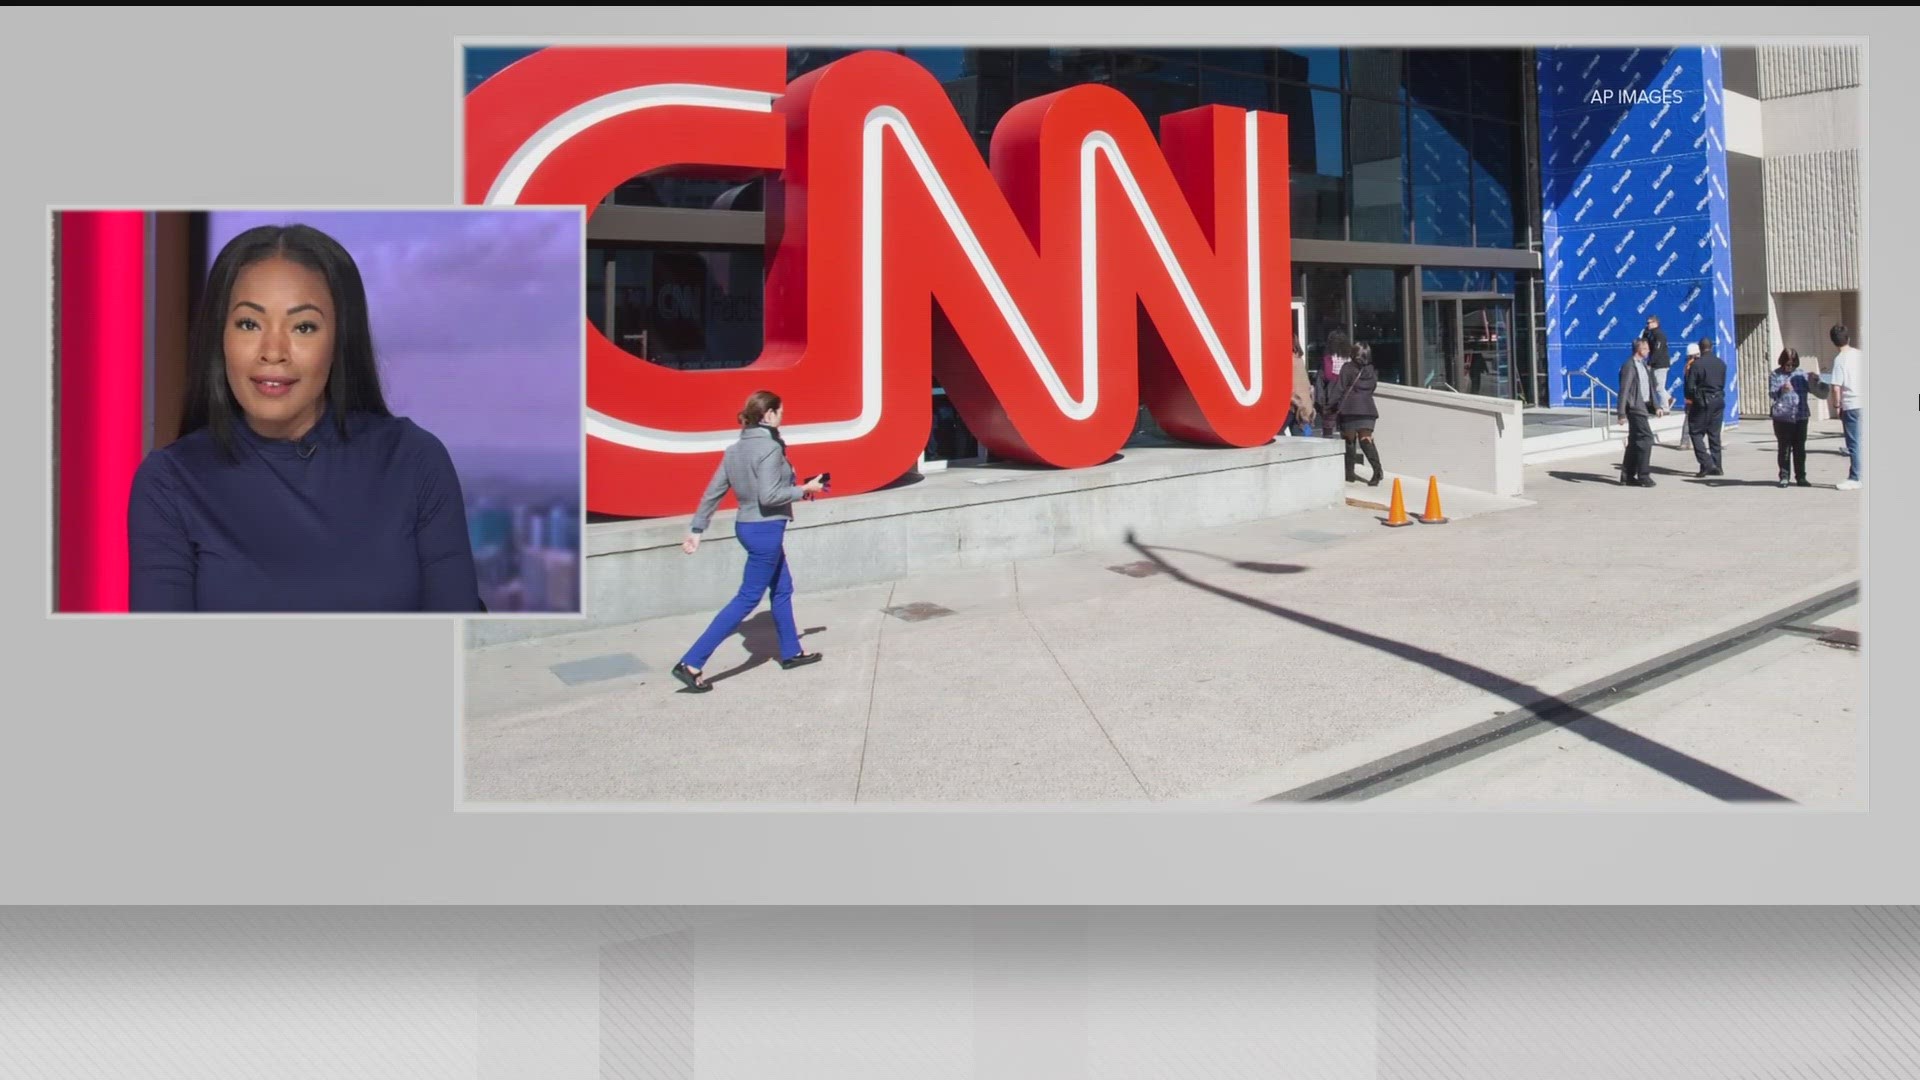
top-left (1841, 408), bottom-right (1863, 481)
top-left (681, 520), bottom-right (803, 670)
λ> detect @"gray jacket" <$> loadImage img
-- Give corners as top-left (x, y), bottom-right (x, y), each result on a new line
top-left (1618, 355), bottom-right (1656, 418)
top-left (689, 425), bottom-right (807, 534)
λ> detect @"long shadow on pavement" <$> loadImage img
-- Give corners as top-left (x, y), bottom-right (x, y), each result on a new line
top-left (1689, 477), bottom-right (1802, 489)
top-left (1123, 532), bottom-right (1789, 803)
top-left (1548, 470), bottom-right (1639, 486)
top-left (1134, 543), bottom-right (1308, 576)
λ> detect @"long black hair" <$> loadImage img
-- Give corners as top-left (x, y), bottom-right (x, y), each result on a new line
top-left (182, 223), bottom-right (390, 457)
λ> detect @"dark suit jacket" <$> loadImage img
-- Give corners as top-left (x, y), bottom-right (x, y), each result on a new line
top-left (1684, 352), bottom-right (1728, 413)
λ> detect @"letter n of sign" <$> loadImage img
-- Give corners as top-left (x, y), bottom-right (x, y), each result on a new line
top-left (465, 48), bottom-right (1294, 517)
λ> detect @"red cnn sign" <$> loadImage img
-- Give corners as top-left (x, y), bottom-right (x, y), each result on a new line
top-left (466, 48), bottom-right (1293, 518)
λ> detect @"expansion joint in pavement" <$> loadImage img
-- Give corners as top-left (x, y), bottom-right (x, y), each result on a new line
top-left (1014, 560), bottom-right (1151, 798)
top-left (853, 581), bottom-right (896, 803)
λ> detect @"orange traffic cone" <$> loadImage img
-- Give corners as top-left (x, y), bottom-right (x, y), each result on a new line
top-left (1418, 475), bottom-right (1449, 525)
top-left (1382, 477), bottom-right (1413, 527)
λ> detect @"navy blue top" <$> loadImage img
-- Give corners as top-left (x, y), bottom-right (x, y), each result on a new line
top-left (126, 407), bottom-right (483, 613)
top-left (1770, 369), bottom-right (1813, 422)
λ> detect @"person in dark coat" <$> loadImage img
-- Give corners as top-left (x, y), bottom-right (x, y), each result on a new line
top-left (1335, 341), bottom-right (1383, 486)
top-left (1642, 315), bottom-right (1672, 411)
top-left (1683, 337), bottom-right (1729, 477)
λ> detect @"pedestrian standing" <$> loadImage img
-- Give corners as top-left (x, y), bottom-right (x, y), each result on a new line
top-left (1335, 341), bottom-right (1383, 486)
top-left (1768, 348), bottom-right (1814, 488)
top-left (1683, 338), bottom-right (1728, 478)
top-left (671, 390), bottom-right (826, 693)
top-left (1285, 339), bottom-right (1316, 437)
top-left (1671, 340), bottom-right (1700, 449)
top-left (1315, 330), bottom-right (1352, 440)
top-left (1617, 336), bottom-right (1661, 487)
top-left (1824, 324), bottom-right (1865, 490)
top-left (1643, 315), bottom-right (1673, 411)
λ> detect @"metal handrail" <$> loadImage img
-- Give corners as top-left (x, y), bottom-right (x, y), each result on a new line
top-left (1563, 366), bottom-right (1620, 433)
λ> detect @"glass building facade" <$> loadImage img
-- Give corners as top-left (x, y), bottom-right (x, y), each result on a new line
top-left (468, 46), bottom-right (1546, 467)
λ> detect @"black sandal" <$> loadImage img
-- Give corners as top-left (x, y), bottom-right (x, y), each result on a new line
top-left (671, 663), bottom-right (713, 693)
top-left (779, 651), bottom-right (823, 670)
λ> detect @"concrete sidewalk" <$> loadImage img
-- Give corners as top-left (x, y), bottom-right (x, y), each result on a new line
top-left (461, 418), bottom-right (1863, 805)
top-left (1370, 598), bottom-right (1860, 806)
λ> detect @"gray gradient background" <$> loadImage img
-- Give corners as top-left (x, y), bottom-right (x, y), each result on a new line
top-left (5, 6), bottom-right (1912, 907)
top-left (3, 906), bottom-right (1916, 1078)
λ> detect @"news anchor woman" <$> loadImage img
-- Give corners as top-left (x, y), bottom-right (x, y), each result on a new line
top-left (126, 224), bottom-right (484, 612)
top-left (672, 391), bottom-right (826, 693)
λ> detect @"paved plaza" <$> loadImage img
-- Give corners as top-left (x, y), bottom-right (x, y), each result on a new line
top-left (463, 420), bottom-right (1863, 805)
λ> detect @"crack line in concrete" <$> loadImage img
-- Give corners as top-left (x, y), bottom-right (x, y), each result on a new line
top-left (853, 581), bottom-right (896, 803)
top-left (1015, 558), bottom-right (1153, 798)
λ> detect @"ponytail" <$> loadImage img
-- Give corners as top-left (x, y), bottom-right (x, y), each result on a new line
top-left (739, 390), bottom-right (782, 427)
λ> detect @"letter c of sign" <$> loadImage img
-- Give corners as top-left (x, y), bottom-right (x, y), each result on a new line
top-left (465, 48), bottom-right (807, 518)
top-left (466, 48), bottom-right (1292, 518)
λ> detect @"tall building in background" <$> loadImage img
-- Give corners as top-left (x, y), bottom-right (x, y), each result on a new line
top-left (533, 549), bottom-right (580, 615)
top-left (547, 505), bottom-right (579, 553)
top-left (1720, 46), bottom-right (1863, 417)
top-left (468, 504), bottom-right (513, 553)
top-left (463, 497), bottom-right (585, 613)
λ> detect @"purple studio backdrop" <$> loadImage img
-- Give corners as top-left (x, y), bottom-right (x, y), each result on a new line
top-left (204, 208), bottom-right (585, 614)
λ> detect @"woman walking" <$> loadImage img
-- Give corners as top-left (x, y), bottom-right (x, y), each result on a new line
top-left (1769, 347), bottom-right (1814, 488)
top-left (1335, 341), bottom-right (1384, 486)
top-left (671, 391), bottom-right (826, 693)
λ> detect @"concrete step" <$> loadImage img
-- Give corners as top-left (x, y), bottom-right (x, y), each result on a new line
top-left (1522, 414), bottom-right (1692, 467)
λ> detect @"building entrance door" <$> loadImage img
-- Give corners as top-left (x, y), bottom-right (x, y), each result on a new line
top-left (1420, 294), bottom-right (1515, 400)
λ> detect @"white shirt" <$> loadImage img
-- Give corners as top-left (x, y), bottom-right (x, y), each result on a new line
top-left (1828, 345), bottom-right (1865, 411)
